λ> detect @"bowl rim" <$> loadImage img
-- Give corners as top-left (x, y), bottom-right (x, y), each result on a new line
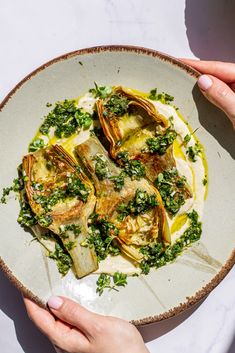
top-left (0, 45), bottom-right (234, 326)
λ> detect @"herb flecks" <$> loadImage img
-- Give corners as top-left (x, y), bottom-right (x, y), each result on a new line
top-left (155, 168), bottom-right (187, 216)
top-left (96, 272), bottom-right (127, 296)
top-left (59, 224), bottom-right (81, 239)
top-left (93, 154), bottom-right (110, 180)
top-left (85, 217), bottom-right (120, 262)
top-left (183, 134), bottom-right (191, 146)
top-left (49, 243), bottom-right (72, 276)
top-left (146, 128), bottom-right (177, 155)
top-left (140, 210), bottom-right (202, 274)
top-left (67, 174), bottom-right (90, 202)
top-left (93, 152), bottom-right (143, 191)
top-left (28, 138), bottom-right (45, 152)
top-left (202, 177), bottom-right (208, 186)
top-left (1, 178), bottom-right (23, 204)
top-left (109, 173), bottom-right (125, 191)
top-left (186, 143), bottom-right (203, 162)
top-left (39, 100), bottom-right (93, 138)
top-left (116, 151), bottom-right (145, 180)
top-left (18, 197), bottom-right (37, 227)
top-left (104, 93), bottom-right (129, 118)
top-left (37, 214), bottom-right (53, 227)
top-left (89, 83), bottom-right (112, 99)
top-left (148, 88), bottom-right (174, 104)
top-left (117, 189), bottom-right (158, 221)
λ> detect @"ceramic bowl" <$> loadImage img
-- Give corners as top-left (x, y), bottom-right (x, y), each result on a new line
top-left (0, 46), bottom-right (234, 324)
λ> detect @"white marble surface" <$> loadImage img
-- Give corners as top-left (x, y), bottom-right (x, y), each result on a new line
top-left (0, 0), bottom-right (234, 352)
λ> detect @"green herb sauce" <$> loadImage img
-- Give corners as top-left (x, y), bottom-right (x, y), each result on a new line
top-left (146, 128), bottom-right (177, 155)
top-left (103, 93), bottom-right (129, 118)
top-left (140, 210), bottom-right (202, 274)
top-left (155, 168), bottom-right (187, 216)
top-left (39, 99), bottom-right (93, 138)
top-left (186, 143), bottom-right (203, 162)
top-left (49, 242), bottom-right (72, 276)
top-left (148, 88), bottom-right (174, 104)
top-left (117, 189), bottom-right (158, 221)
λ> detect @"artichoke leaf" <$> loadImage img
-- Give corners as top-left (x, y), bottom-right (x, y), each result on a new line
top-left (22, 144), bottom-right (98, 278)
top-left (96, 86), bottom-right (192, 207)
top-left (76, 137), bottom-right (170, 263)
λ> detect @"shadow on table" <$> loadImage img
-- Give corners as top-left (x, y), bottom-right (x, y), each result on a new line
top-left (138, 300), bottom-right (203, 343)
top-left (185, 0), bottom-right (235, 61)
top-left (0, 270), bottom-right (55, 353)
top-left (227, 335), bottom-right (235, 353)
top-left (191, 84), bottom-right (235, 160)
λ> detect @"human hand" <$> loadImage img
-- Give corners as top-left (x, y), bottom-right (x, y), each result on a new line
top-left (24, 296), bottom-right (149, 353)
top-left (180, 59), bottom-right (235, 129)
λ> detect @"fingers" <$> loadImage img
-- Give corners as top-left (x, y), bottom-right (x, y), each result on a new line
top-left (24, 297), bottom-right (57, 334)
top-left (24, 297), bottom-right (89, 352)
top-left (197, 75), bottom-right (235, 128)
top-left (231, 83), bottom-right (235, 93)
top-left (47, 296), bottom-right (100, 339)
top-left (180, 59), bottom-right (235, 83)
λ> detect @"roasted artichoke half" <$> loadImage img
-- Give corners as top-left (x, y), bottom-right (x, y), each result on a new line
top-left (22, 144), bottom-right (98, 278)
top-left (96, 86), bottom-right (192, 213)
top-left (76, 136), bottom-right (170, 263)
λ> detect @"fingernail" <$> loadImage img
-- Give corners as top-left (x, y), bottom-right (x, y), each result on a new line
top-left (198, 75), bottom-right (213, 91)
top-left (48, 296), bottom-right (63, 310)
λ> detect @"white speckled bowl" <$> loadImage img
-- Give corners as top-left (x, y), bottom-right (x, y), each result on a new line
top-left (0, 46), bottom-right (234, 325)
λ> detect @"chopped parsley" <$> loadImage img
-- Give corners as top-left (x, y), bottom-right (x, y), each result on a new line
top-left (186, 143), bottom-right (203, 162)
top-left (32, 171), bottom-right (90, 212)
top-left (18, 195), bottom-right (37, 227)
top-left (155, 168), bottom-right (187, 215)
top-left (103, 93), bottom-right (129, 118)
top-left (117, 189), bottom-right (158, 221)
top-left (59, 224), bottom-right (81, 239)
top-left (33, 188), bottom-right (65, 212)
top-left (64, 241), bottom-right (76, 251)
top-left (96, 272), bottom-right (127, 296)
top-left (183, 128), bottom-right (199, 147)
top-left (67, 174), bottom-right (90, 202)
top-left (1, 178), bottom-right (24, 204)
top-left (93, 154), bottom-right (110, 180)
top-left (202, 177), bottom-right (208, 186)
top-left (37, 214), bottom-right (53, 227)
top-left (39, 99), bottom-right (93, 137)
top-left (116, 151), bottom-right (146, 179)
top-left (85, 217), bottom-right (120, 261)
top-left (140, 210), bottom-right (202, 274)
top-left (89, 83), bottom-right (112, 99)
top-left (148, 88), bottom-right (174, 104)
top-left (146, 128), bottom-right (177, 155)
top-left (49, 242), bottom-right (72, 276)
top-left (28, 138), bottom-right (45, 152)
top-left (1, 187), bottom-right (13, 204)
top-left (109, 173), bottom-right (125, 191)
top-left (183, 134), bottom-right (191, 146)
top-left (93, 153), bottom-right (138, 191)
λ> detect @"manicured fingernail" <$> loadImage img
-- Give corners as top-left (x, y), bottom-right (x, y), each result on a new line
top-left (48, 296), bottom-right (63, 310)
top-left (198, 75), bottom-right (213, 91)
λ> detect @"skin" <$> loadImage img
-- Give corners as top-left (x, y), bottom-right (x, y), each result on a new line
top-left (24, 296), bottom-right (149, 353)
top-left (23, 60), bottom-right (234, 353)
top-left (181, 59), bottom-right (235, 129)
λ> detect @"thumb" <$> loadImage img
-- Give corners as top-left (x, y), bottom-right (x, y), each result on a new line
top-left (47, 296), bottom-right (100, 339)
top-left (197, 74), bottom-right (235, 129)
